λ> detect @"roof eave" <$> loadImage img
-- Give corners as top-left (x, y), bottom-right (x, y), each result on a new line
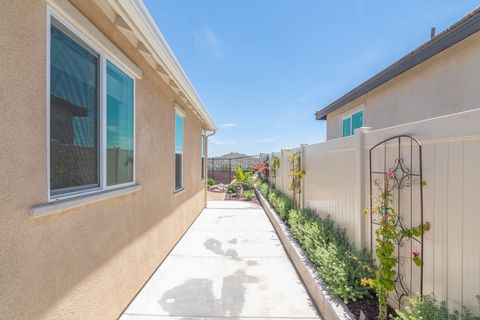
top-left (105, 0), bottom-right (216, 130)
top-left (315, 7), bottom-right (480, 120)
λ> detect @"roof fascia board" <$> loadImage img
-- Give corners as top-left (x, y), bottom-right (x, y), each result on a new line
top-left (106, 0), bottom-right (216, 130)
top-left (316, 10), bottom-right (480, 120)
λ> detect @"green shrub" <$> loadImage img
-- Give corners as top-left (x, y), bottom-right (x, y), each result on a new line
top-left (257, 181), bottom-right (372, 303)
top-left (243, 189), bottom-right (254, 200)
top-left (226, 184), bottom-right (236, 193)
top-left (267, 189), bottom-right (277, 202)
top-left (265, 189), bottom-right (292, 221)
top-left (274, 194), bottom-right (293, 221)
top-left (232, 166), bottom-right (254, 190)
top-left (394, 295), bottom-right (480, 320)
top-left (207, 178), bottom-right (216, 186)
top-left (288, 209), bottom-right (372, 303)
top-left (257, 180), bottom-right (270, 197)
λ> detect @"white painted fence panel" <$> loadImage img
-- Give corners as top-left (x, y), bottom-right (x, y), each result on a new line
top-left (270, 108), bottom-right (480, 313)
top-left (303, 138), bottom-right (356, 241)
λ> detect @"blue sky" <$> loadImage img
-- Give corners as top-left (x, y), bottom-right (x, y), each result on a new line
top-left (145, 0), bottom-right (479, 157)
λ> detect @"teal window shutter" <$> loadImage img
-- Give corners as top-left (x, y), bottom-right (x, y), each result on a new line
top-left (343, 118), bottom-right (351, 137)
top-left (351, 111), bottom-right (364, 134)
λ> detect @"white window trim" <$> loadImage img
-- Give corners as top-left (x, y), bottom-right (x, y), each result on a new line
top-left (201, 130), bottom-right (206, 181)
top-left (47, 8), bottom-right (137, 202)
top-left (174, 106), bottom-right (185, 193)
top-left (341, 105), bottom-right (364, 137)
top-left (46, 1), bottom-right (141, 79)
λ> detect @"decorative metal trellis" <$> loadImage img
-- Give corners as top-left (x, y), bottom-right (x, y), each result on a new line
top-left (369, 135), bottom-right (424, 307)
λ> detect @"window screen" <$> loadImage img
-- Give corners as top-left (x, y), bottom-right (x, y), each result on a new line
top-left (106, 61), bottom-right (134, 186)
top-left (175, 113), bottom-right (184, 191)
top-left (50, 22), bottom-right (99, 194)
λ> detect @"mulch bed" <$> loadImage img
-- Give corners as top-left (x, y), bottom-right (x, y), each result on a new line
top-left (347, 296), bottom-right (397, 319)
top-left (348, 297), bottom-right (378, 319)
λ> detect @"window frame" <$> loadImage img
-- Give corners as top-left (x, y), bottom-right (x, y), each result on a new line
top-left (174, 106), bottom-right (185, 193)
top-left (201, 131), bottom-right (206, 180)
top-left (47, 8), bottom-right (136, 202)
top-left (341, 108), bottom-right (364, 137)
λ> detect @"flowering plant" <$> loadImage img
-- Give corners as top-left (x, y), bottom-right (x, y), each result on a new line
top-left (362, 170), bottom-right (430, 320)
top-left (253, 162), bottom-right (269, 177)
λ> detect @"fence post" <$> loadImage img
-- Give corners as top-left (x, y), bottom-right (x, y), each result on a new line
top-left (354, 127), bottom-right (371, 249)
top-left (300, 144), bottom-right (307, 209)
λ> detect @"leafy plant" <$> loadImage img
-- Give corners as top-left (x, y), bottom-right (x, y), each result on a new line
top-left (267, 189), bottom-right (293, 221)
top-left (253, 162), bottom-right (269, 177)
top-left (271, 156), bottom-right (280, 178)
top-left (394, 294), bottom-right (480, 320)
top-left (288, 208), bottom-right (373, 303)
top-left (257, 180), bottom-right (270, 197)
top-left (232, 166), bottom-right (254, 191)
top-left (288, 152), bottom-right (306, 209)
top-left (243, 189), bottom-right (254, 200)
top-left (362, 171), bottom-right (430, 320)
top-left (207, 178), bottom-right (216, 186)
top-left (226, 184), bottom-right (236, 193)
top-left (257, 180), bottom-right (373, 303)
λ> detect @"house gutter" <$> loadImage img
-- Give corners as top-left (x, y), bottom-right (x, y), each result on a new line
top-left (205, 130), bottom-right (216, 139)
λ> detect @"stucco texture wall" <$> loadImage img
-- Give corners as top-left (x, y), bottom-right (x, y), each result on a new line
top-left (326, 31), bottom-right (480, 140)
top-left (0, 1), bottom-right (207, 319)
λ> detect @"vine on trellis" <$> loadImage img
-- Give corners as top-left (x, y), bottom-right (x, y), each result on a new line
top-left (362, 135), bottom-right (430, 320)
top-left (362, 172), bottom-right (430, 320)
top-left (288, 152), bottom-right (305, 209)
top-left (271, 155), bottom-right (280, 187)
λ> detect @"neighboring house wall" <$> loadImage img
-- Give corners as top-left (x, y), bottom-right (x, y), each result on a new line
top-left (326, 31), bottom-right (480, 140)
top-left (0, 1), bottom-right (209, 319)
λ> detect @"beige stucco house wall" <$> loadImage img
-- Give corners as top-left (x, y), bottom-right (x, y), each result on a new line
top-left (0, 1), bottom-right (215, 319)
top-left (321, 16), bottom-right (480, 140)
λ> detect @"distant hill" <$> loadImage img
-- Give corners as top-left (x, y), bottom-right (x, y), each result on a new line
top-left (217, 152), bottom-right (250, 159)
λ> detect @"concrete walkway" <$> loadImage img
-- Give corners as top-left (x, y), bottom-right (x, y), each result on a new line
top-left (120, 201), bottom-right (320, 320)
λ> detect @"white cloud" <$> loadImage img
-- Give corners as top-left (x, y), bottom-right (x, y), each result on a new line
top-left (300, 93), bottom-right (311, 103)
top-left (194, 25), bottom-right (223, 58)
top-left (210, 137), bottom-right (237, 145)
top-left (253, 137), bottom-right (278, 144)
top-left (221, 123), bottom-right (237, 128)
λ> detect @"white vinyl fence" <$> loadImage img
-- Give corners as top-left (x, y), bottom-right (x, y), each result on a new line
top-left (269, 108), bottom-right (480, 313)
